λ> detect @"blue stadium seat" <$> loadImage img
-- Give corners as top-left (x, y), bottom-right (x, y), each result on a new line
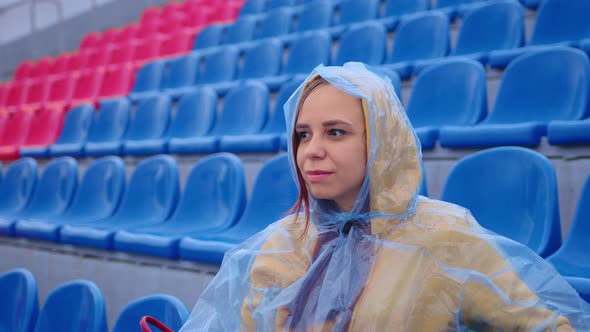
top-left (548, 119), bottom-right (590, 145)
top-left (489, 0), bottom-right (590, 68)
top-left (237, 39), bottom-right (284, 90)
top-left (0, 268), bottom-right (38, 332)
top-left (334, 21), bottom-right (387, 66)
top-left (255, 7), bottom-right (295, 40)
top-left (0, 157), bottom-right (76, 236)
top-left (178, 154), bottom-right (299, 264)
top-left (192, 24), bottom-right (224, 50)
top-left (562, 277), bottom-right (590, 304)
top-left (83, 98), bottom-right (131, 156)
top-left (166, 88), bottom-right (217, 152)
top-left (161, 54), bottom-right (200, 100)
top-left (47, 104), bottom-right (95, 157)
top-left (220, 16), bottom-right (257, 45)
top-left (239, 0), bottom-right (265, 15)
top-left (59, 155), bottom-right (178, 249)
top-left (113, 153), bottom-right (246, 258)
top-left (198, 46), bottom-right (240, 96)
top-left (384, 11), bottom-right (450, 78)
top-left (519, 0), bottom-right (542, 9)
top-left (14, 156), bottom-right (126, 242)
top-left (169, 81), bottom-right (269, 154)
top-left (547, 174), bottom-right (590, 282)
top-left (0, 158), bottom-right (37, 235)
top-left (439, 47), bottom-right (590, 148)
top-left (129, 60), bottom-right (165, 103)
top-left (380, 0), bottom-right (430, 29)
top-left (122, 95), bottom-right (172, 155)
top-left (580, 39), bottom-right (590, 56)
top-left (267, 0), bottom-right (297, 9)
top-left (441, 147), bottom-right (562, 257)
top-left (267, 31), bottom-right (331, 88)
top-left (329, 0), bottom-right (380, 36)
top-left (405, 59), bottom-right (487, 149)
top-left (220, 79), bottom-right (301, 152)
top-left (293, 1), bottom-right (334, 34)
top-left (435, 0), bottom-right (524, 65)
top-left (113, 294), bottom-right (188, 332)
top-left (34, 280), bottom-right (107, 332)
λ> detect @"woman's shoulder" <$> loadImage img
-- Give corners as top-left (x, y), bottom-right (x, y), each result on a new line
top-left (412, 196), bottom-right (482, 233)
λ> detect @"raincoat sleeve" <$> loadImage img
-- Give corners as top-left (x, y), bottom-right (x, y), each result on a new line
top-left (240, 217), bottom-right (313, 331)
top-left (422, 204), bottom-right (575, 330)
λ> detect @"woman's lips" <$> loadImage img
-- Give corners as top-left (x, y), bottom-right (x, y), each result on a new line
top-left (306, 170), bottom-right (333, 182)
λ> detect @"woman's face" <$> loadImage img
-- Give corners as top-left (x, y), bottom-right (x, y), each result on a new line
top-left (295, 83), bottom-right (367, 212)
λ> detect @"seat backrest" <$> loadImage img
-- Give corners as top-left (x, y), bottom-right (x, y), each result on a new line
top-left (296, 1), bottom-right (334, 33)
top-left (453, 0), bottom-right (524, 56)
top-left (441, 147), bottom-right (561, 257)
top-left (0, 110), bottom-right (34, 146)
top-left (61, 156), bottom-right (125, 221)
top-left (529, 0), bottom-right (590, 46)
top-left (23, 157), bottom-right (77, 216)
top-left (334, 21), bottom-right (387, 66)
top-left (23, 78), bottom-right (49, 105)
top-left (23, 108), bottom-right (66, 147)
top-left (406, 59), bottom-right (487, 127)
top-left (53, 104), bottom-right (95, 145)
top-left (34, 280), bottom-right (107, 332)
top-left (383, 0), bottom-right (429, 17)
top-left (71, 69), bottom-right (104, 102)
top-left (211, 81), bottom-right (269, 136)
top-left (256, 7), bottom-right (294, 39)
top-left (193, 24), bottom-right (224, 50)
top-left (29, 57), bottom-right (51, 80)
top-left (167, 153), bottom-right (246, 230)
top-left (168, 88), bottom-right (217, 139)
top-left (79, 32), bottom-right (100, 51)
top-left (239, 0), bottom-right (265, 15)
top-left (549, 174), bottom-right (590, 268)
top-left (4, 81), bottom-right (29, 107)
top-left (108, 43), bottom-right (136, 67)
top-left (44, 74), bottom-right (75, 105)
top-left (221, 16), bottom-right (257, 45)
top-left (124, 95), bottom-right (171, 141)
top-left (337, 0), bottom-right (380, 26)
top-left (113, 294), bottom-right (188, 332)
top-left (113, 155), bottom-right (178, 224)
top-left (284, 31), bottom-right (331, 76)
top-left (267, 0), bottom-right (297, 9)
top-left (86, 98), bottom-right (130, 143)
top-left (0, 158), bottom-right (37, 213)
top-left (198, 47), bottom-right (239, 84)
top-left (0, 268), bottom-right (38, 332)
top-left (231, 154), bottom-right (298, 234)
top-left (263, 79), bottom-right (303, 134)
top-left (389, 12), bottom-right (450, 63)
top-left (486, 47), bottom-right (590, 124)
top-left (161, 54), bottom-right (199, 90)
top-left (14, 60), bottom-right (34, 82)
top-left (98, 66), bottom-right (134, 99)
top-left (238, 39), bottom-right (283, 80)
top-left (131, 60), bottom-right (165, 94)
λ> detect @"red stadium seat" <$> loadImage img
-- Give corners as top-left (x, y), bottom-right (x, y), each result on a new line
top-left (107, 43), bottom-right (136, 68)
top-left (99, 65), bottom-right (134, 99)
top-left (2, 81), bottom-right (29, 111)
top-left (44, 73), bottom-right (75, 111)
top-left (80, 32), bottom-right (100, 51)
top-left (84, 47), bottom-right (113, 70)
top-left (19, 107), bottom-right (66, 153)
top-left (159, 31), bottom-right (193, 58)
top-left (133, 37), bottom-right (162, 68)
top-left (20, 78), bottom-right (50, 112)
top-left (29, 57), bottom-right (52, 80)
top-left (0, 110), bottom-right (34, 159)
top-left (48, 53), bottom-right (71, 77)
top-left (70, 69), bottom-right (104, 109)
top-left (114, 24), bottom-right (139, 45)
top-left (13, 60), bottom-right (34, 82)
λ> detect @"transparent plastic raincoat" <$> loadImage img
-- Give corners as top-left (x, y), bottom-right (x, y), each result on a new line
top-left (180, 63), bottom-right (590, 331)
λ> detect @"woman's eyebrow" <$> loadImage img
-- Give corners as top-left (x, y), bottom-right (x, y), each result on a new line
top-left (295, 123), bottom-right (310, 130)
top-left (322, 119), bottom-right (353, 127)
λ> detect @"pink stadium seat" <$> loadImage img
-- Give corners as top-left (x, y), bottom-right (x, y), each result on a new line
top-left (114, 24), bottom-right (139, 45)
top-left (95, 28), bottom-right (120, 49)
top-left (159, 31), bottom-right (193, 57)
top-left (183, 9), bottom-right (209, 32)
top-left (2, 81), bottom-right (29, 111)
top-left (19, 107), bottom-right (66, 153)
top-left (13, 60), bottom-right (34, 81)
top-left (133, 37), bottom-right (162, 67)
top-left (20, 78), bottom-right (49, 112)
top-left (44, 73), bottom-right (75, 111)
top-left (107, 43), bottom-right (136, 68)
top-left (161, 2), bottom-right (183, 17)
top-left (0, 110), bottom-right (34, 159)
top-left (136, 21), bottom-right (163, 41)
top-left (140, 6), bottom-right (161, 26)
top-left (99, 65), bottom-right (134, 99)
top-left (65, 51), bottom-right (89, 73)
top-left (80, 32), bottom-right (100, 51)
top-left (28, 57), bottom-right (51, 80)
top-left (0, 83), bottom-right (9, 106)
top-left (48, 53), bottom-right (71, 77)
top-left (70, 69), bottom-right (104, 109)
top-left (84, 47), bottom-right (112, 70)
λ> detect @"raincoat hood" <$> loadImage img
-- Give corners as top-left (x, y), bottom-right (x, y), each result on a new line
top-left (285, 62), bottom-right (423, 228)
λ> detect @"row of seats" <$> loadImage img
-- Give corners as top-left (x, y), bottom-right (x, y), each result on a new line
top-left (0, 65), bottom-right (135, 113)
top-left (2, 44), bottom-right (588, 160)
top-left (0, 268), bottom-right (188, 332)
top-left (0, 146), bottom-right (589, 299)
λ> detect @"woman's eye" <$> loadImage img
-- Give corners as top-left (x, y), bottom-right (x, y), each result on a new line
top-left (297, 131), bottom-right (310, 139)
top-left (328, 129), bottom-right (345, 136)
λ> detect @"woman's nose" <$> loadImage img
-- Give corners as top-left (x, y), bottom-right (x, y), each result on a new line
top-left (304, 136), bottom-right (326, 159)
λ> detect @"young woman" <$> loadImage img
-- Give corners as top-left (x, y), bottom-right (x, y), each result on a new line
top-left (180, 63), bottom-right (590, 331)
